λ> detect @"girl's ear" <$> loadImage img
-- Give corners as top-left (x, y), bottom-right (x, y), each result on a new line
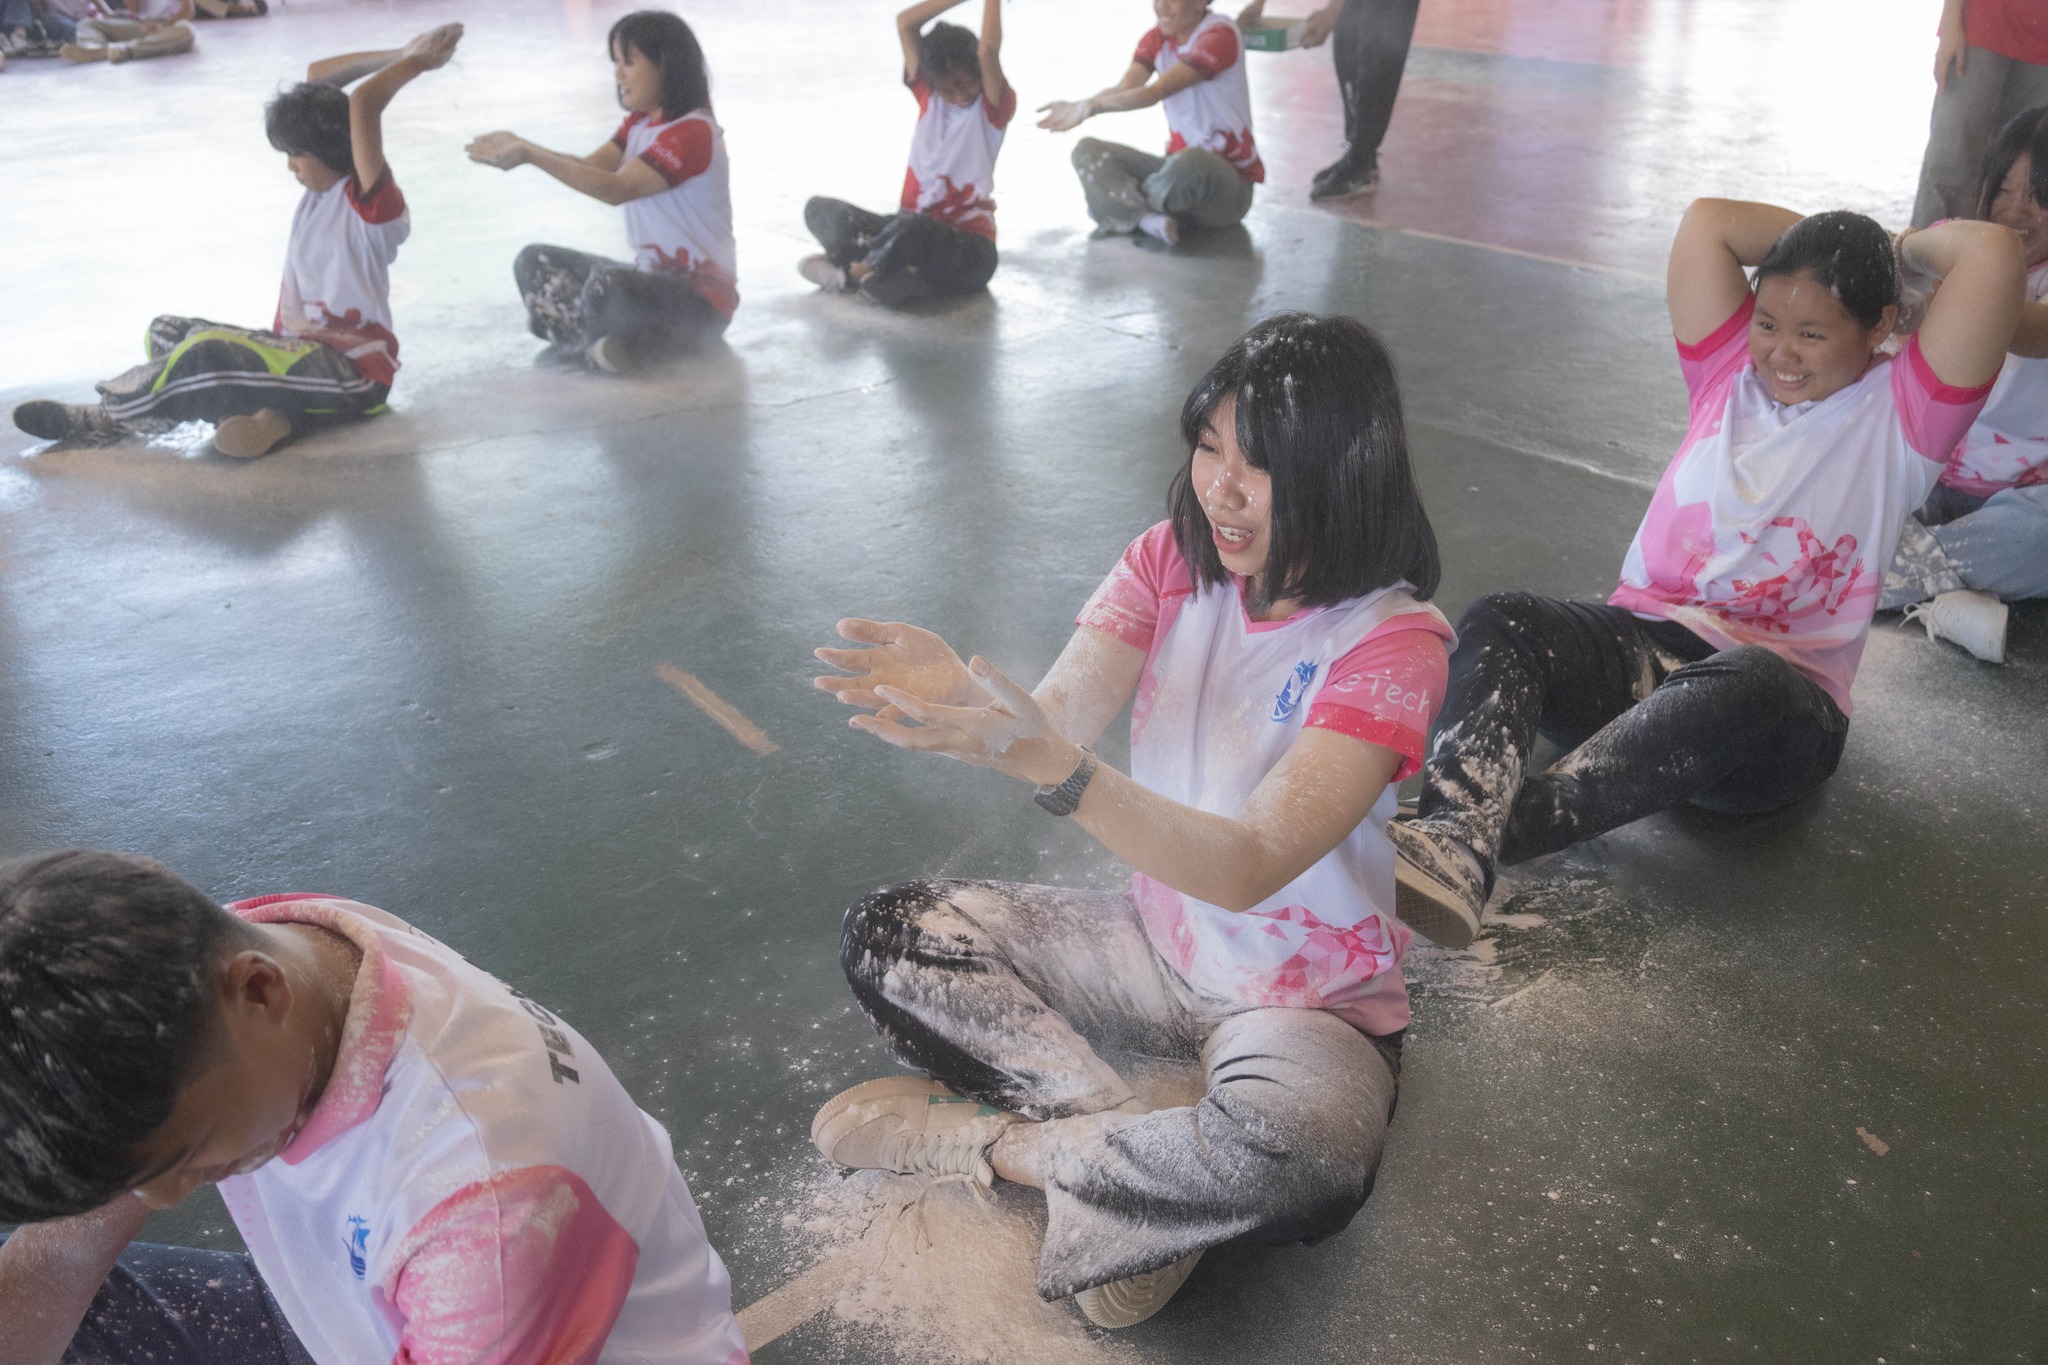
top-left (1868, 302), bottom-right (1899, 353)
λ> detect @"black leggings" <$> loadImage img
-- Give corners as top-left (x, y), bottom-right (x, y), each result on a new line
top-left (803, 197), bottom-right (999, 305)
top-left (512, 244), bottom-right (728, 357)
top-left (1416, 593), bottom-right (1849, 884)
top-left (1332, 0), bottom-right (1422, 162)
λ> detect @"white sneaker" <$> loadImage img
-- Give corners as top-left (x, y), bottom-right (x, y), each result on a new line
top-left (1903, 589), bottom-right (2008, 664)
top-left (798, 253), bottom-right (850, 292)
top-left (1388, 820), bottom-right (1486, 949)
top-left (1073, 1250), bottom-right (1204, 1328)
top-left (586, 335), bottom-right (633, 374)
top-left (811, 1076), bottom-right (1020, 1186)
top-left (1137, 213), bottom-right (1180, 247)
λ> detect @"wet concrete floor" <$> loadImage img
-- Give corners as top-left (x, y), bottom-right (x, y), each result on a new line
top-left (1, 0), bottom-right (2041, 1359)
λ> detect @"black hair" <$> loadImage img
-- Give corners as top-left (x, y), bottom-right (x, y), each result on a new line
top-left (265, 81), bottom-right (352, 176)
top-left (1754, 210), bottom-right (1900, 330)
top-left (1168, 312), bottom-right (1441, 612)
top-left (1976, 103), bottom-right (2048, 220)
top-left (918, 20), bottom-right (981, 84)
top-left (608, 10), bottom-right (712, 120)
top-left (0, 850), bottom-right (245, 1222)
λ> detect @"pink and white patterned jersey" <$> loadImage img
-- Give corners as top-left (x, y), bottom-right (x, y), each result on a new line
top-left (900, 73), bottom-right (1018, 242)
top-left (1133, 12), bottom-right (1264, 183)
top-left (611, 110), bottom-right (739, 319)
top-left (1610, 296), bottom-right (1993, 715)
top-left (1078, 522), bottom-right (1453, 1034)
top-left (276, 170), bottom-right (409, 388)
top-left (1939, 259), bottom-right (2048, 497)
top-left (217, 895), bottom-right (749, 1365)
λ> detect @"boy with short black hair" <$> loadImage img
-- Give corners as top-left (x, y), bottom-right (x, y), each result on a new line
top-left (0, 849), bottom-right (750, 1365)
top-left (12, 26), bottom-right (459, 459)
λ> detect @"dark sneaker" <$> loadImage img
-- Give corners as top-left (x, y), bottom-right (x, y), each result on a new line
top-left (1388, 819), bottom-right (1485, 949)
top-left (1310, 156), bottom-right (1380, 202)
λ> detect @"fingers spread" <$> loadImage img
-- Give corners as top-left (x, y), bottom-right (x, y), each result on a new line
top-left (835, 618), bottom-right (898, 644)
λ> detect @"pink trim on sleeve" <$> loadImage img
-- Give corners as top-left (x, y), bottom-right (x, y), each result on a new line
top-left (385, 1167), bottom-right (640, 1365)
top-left (1675, 295), bottom-right (1754, 363)
top-left (1074, 522), bottom-right (1189, 651)
top-left (1302, 619), bottom-right (1451, 781)
top-left (1893, 332), bottom-right (1996, 462)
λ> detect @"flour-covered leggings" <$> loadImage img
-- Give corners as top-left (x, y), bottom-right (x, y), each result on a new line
top-left (840, 878), bottom-right (1401, 1300)
top-left (513, 244), bottom-right (729, 356)
top-left (1415, 593), bottom-right (1849, 889)
top-left (1068, 139), bottom-right (1255, 234)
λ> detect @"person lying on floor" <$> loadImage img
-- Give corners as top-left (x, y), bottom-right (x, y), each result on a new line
top-left (0, 849), bottom-right (749, 1365)
top-left (13, 25), bottom-right (460, 459)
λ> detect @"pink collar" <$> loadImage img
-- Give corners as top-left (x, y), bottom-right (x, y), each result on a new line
top-left (229, 895), bottom-right (412, 1164)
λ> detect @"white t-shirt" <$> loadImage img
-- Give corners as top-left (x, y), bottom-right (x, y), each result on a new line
top-left (900, 73), bottom-right (1018, 242)
top-left (1133, 11), bottom-right (1264, 183)
top-left (1610, 296), bottom-right (1993, 714)
top-left (217, 895), bottom-right (749, 1365)
top-left (276, 171), bottom-right (409, 388)
top-left (1078, 523), bottom-right (1453, 1035)
top-left (1940, 259), bottom-right (2048, 497)
top-left (611, 110), bottom-right (739, 319)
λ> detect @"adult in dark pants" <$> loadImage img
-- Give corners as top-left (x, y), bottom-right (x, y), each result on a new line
top-left (1238, 0), bottom-right (1420, 201)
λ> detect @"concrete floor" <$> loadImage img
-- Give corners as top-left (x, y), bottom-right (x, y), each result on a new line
top-left (2, 0), bottom-right (2043, 1360)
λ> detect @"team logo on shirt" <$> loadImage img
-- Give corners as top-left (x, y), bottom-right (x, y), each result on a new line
top-left (1272, 661), bottom-right (1317, 721)
top-left (345, 1215), bottom-right (370, 1279)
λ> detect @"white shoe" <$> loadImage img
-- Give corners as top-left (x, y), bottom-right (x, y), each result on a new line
top-left (213, 408), bottom-right (293, 459)
top-left (1137, 213), bottom-right (1180, 247)
top-left (1388, 820), bottom-right (1486, 949)
top-left (811, 1076), bottom-right (1020, 1186)
top-left (1903, 589), bottom-right (2008, 664)
top-left (798, 253), bottom-right (850, 292)
top-left (1073, 1250), bottom-right (1204, 1328)
top-left (586, 335), bottom-right (633, 374)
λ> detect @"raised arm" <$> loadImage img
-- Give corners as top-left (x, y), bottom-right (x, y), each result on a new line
top-left (310, 24), bottom-right (462, 192)
top-left (897, 0), bottom-right (964, 82)
top-left (1901, 219), bottom-right (2028, 385)
top-left (1665, 198), bottom-right (1801, 346)
top-left (1038, 61), bottom-right (1205, 132)
top-left (0, 1196), bottom-right (150, 1365)
top-left (977, 0), bottom-right (1007, 109)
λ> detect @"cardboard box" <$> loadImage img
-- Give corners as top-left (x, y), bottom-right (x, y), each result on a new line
top-left (1239, 17), bottom-right (1306, 51)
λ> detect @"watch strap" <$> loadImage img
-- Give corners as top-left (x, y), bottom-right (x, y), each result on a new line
top-left (1033, 750), bottom-right (1097, 817)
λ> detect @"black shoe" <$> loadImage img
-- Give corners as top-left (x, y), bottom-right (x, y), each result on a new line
top-left (1310, 156), bottom-right (1380, 202)
top-left (14, 400), bottom-right (88, 440)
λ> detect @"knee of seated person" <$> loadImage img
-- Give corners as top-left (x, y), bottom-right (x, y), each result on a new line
top-left (1071, 137), bottom-right (1108, 169)
top-left (512, 243), bottom-right (549, 278)
top-left (1454, 590), bottom-right (1539, 644)
top-left (839, 879), bottom-right (949, 968)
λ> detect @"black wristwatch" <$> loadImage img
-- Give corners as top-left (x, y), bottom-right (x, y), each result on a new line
top-left (1033, 749), bottom-right (1097, 817)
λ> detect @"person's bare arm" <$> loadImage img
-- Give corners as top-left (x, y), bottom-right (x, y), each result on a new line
top-left (2009, 297), bottom-right (2048, 359)
top-left (1030, 626), bottom-right (1146, 747)
top-left (1901, 219), bottom-right (2028, 386)
top-left (0, 1197), bottom-right (150, 1365)
top-left (976, 0), bottom-right (1008, 109)
top-left (1666, 198), bottom-right (1801, 346)
top-left (1935, 0), bottom-right (1967, 89)
top-left (1039, 60), bottom-right (1206, 130)
top-left (896, 0), bottom-right (964, 83)
top-left (466, 130), bottom-right (670, 205)
top-left (343, 25), bottom-right (461, 192)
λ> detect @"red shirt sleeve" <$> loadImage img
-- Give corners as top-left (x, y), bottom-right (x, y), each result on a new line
top-left (638, 117), bottom-right (714, 187)
top-left (1176, 20), bottom-right (1240, 77)
top-left (346, 169), bottom-right (406, 226)
top-left (907, 71), bottom-right (932, 114)
top-left (1892, 332), bottom-right (1997, 463)
top-left (1075, 522), bottom-right (1189, 651)
top-left (609, 112), bottom-right (643, 149)
top-left (1133, 26), bottom-right (1166, 66)
top-left (983, 82), bottom-right (1018, 131)
top-left (1303, 620), bottom-right (1451, 781)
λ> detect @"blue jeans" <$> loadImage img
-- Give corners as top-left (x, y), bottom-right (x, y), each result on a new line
top-left (1, 0), bottom-right (77, 42)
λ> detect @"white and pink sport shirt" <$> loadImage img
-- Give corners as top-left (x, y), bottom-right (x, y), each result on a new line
top-left (1133, 12), bottom-right (1264, 183)
top-left (276, 170), bottom-right (409, 388)
top-left (900, 73), bottom-right (1018, 242)
top-left (1939, 259), bottom-right (2048, 497)
top-left (611, 110), bottom-right (739, 319)
top-left (216, 895), bottom-right (749, 1365)
top-left (1078, 522), bottom-right (1453, 1035)
top-left (1610, 296), bottom-right (1994, 715)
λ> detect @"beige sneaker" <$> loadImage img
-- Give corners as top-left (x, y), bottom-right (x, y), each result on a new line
top-left (811, 1076), bottom-right (1019, 1186)
top-left (213, 409), bottom-right (293, 459)
top-left (60, 41), bottom-right (105, 62)
top-left (1073, 1250), bottom-right (1204, 1328)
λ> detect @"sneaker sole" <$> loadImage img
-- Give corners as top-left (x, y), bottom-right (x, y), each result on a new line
top-left (1393, 858), bottom-right (1481, 950)
top-left (1074, 1250), bottom-right (1204, 1329)
top-left (213, 411), bottom-right (292, 459)
top-left (810, 1074), bottom-right (953, 1159)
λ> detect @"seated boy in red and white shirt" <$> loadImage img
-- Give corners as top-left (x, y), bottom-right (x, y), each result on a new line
top-left (797, 0), bottom-right (1014, 307)
top-left (0, 850), bottom-right (750, 1365)
top-left (11, 27), bottom-right (458, 460)
top-left (1037, 0), bottom-right (1261, 246)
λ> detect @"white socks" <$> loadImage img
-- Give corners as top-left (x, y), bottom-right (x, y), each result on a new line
top-left (1137, 213), bottom-right (1180, 247)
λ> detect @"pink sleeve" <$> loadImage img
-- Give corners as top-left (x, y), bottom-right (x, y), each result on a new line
top-left (1303, 621), bottom-right (1451, 781)
top-left (1177, 21), bottom-right (1239, 76)
top-left (346, 170), bottom-right (406, 226)
top-left (1075, 522), bottom-right (1184, 650)
top-left (1891, 332), bottom-right (1996, 462)
top-left (1133, 26), bottom-right (1165, 66)
top-left (1674, 295), bottom-right (1754, 411)
top-left (639, 119), bottom-right (713, 187)
top-left (385, 1167), bottom-right (639, 1365)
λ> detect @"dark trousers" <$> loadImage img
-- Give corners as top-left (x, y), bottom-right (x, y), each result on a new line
top-left (96, 316), bottom-right (387, 434)
top-left (803, 197), bottom-right (999, 305)
top-left (1416, 593), bottom-right (1849, 885)
top-left (0, 1237), bottom-right (310, 1365)
top-left (1332, 0), bottom-right (1421, 163)
top-left (512, 244), bottom-right (729, 358)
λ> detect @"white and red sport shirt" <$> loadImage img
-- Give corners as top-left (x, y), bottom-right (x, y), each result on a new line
top-left (216, 895), bottom-right (749, 1365)
top-left (900, 73), bottom-right (1018, 242)
top-left (1938, 259), bottom-right (2048, 498)
top-left (1078, 522), bottom-right (1453, 1035)
top-left (276, 170), bottom-right (409, 388)
top-left (1610, 296), bottom-right (1993, 715)
top-left (611, 109), bottom-right (739, 319)
top-left (1133, 11), bottom-right (1264, 183)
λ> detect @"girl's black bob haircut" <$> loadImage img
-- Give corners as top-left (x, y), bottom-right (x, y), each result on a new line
top-left (1754, 210), bottom-right (1899, 331)
top-left (265, 82), bottom-right (353, 177)
top-left (609, 10), bottom-right (712, 120)
top-left (919, 21), bottom-right (981, 83)
top-left (1976, 103), bottom-right (2048, 220)
top-left (1169, 312), bottom-right (1441, 611)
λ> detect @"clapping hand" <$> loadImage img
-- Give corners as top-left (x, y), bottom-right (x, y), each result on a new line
top-left (465, 130), bottom-right (528, 169)
top-left (858, 656), bottom-right (1082, 788)
top-left (814, 618), bottom-right (979, 718)
top-left (405, 22), bottom-right (463, 70)
top-left (1035, 99), bottom-right (1091, 133)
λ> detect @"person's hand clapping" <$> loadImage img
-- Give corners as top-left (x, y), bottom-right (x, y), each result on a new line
top-left (858, 656), bottom-right (1084, 788)
top-left (814, 619), bottom-right (979, 717)
top-left (405, 22), bottom-right (463, 70)
top-left (466, 131), bottom-right (529, 169)
top-left (1301, 0), bottom-right (1342, 47)
top-left (1036, 99), bottom-right (1091, 133)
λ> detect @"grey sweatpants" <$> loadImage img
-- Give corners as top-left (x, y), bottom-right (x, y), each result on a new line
top-left (1069, 138), bottom-right (1256, 235)
top-left (1911, 46), bottom-right (2048, 226)
top-left (1883, 483), bottom-right (2048, 606)
top-left (840, 879), bottom-right (1400, 1300)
